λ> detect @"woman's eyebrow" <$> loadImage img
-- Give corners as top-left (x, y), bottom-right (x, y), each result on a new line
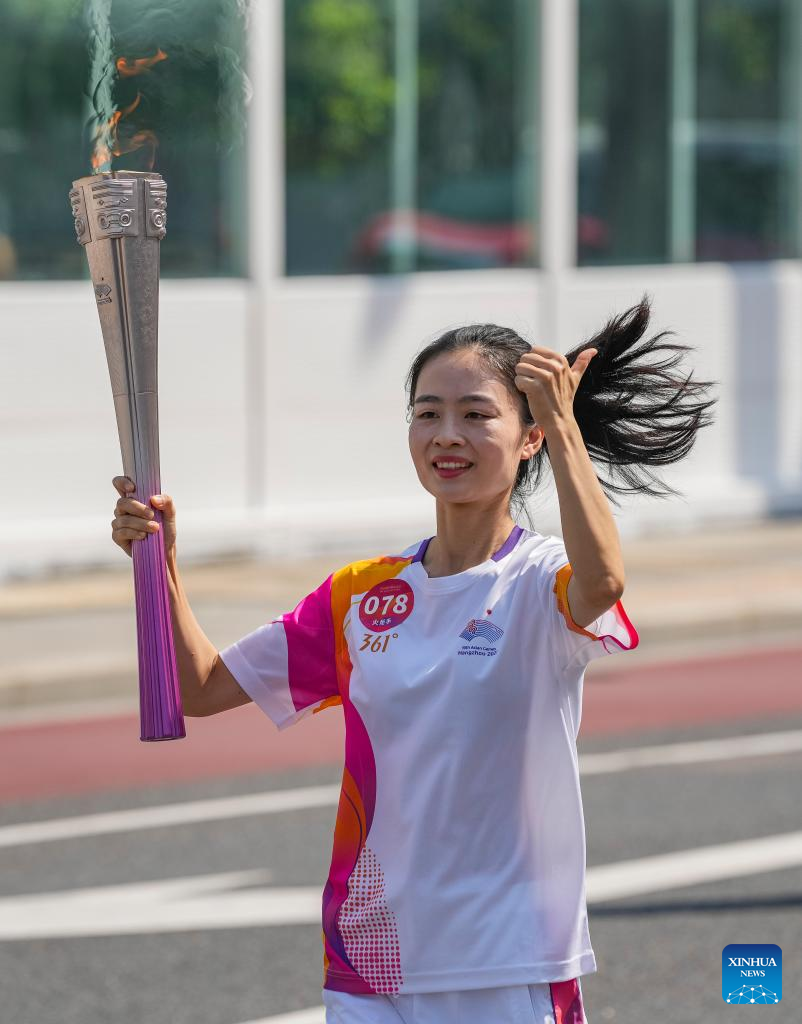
top-left (413, 393), bottom-right (497, 405)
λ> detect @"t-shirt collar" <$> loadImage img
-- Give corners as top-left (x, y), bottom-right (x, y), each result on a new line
top-left (409, 524), bottom-right (526, 592)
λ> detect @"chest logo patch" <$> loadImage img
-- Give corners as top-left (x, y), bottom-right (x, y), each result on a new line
top-left (458, 618), bottom-right (504, 657)
top-left (358, 578), bottom-right (414, 632)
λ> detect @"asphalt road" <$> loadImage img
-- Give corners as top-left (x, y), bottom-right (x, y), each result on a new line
top-left (2, 644), bottom-right (801, 1024)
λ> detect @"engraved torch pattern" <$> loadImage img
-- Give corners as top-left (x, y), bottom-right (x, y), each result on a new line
top-left (69, 170), bottom-right (184, 742)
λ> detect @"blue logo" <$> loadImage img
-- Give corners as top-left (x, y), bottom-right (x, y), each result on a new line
top-left (459, 618), bottom-right (504, 644)
top-left (722, 944), bottom-right (781, 1004)
top-left (457, 617), bottom-right (504, 658)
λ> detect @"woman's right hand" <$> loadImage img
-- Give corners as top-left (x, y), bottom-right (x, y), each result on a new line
top-left (111, 476), bottom-right (177, 561)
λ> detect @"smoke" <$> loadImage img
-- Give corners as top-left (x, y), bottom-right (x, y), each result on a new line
top-left (84, 0), bottom-right (114, 169)
top-left (215, 0), bottom-right (253, 153)
top-left (83, 0), bottom-right (252, 171)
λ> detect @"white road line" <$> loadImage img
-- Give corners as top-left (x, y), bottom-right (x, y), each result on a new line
top-left (0, 784), bottom-right (341, 849)
top-left (235, 1011), bottom-right (324, 1024)
top-left (2, 729), bottom-right (801, 850)
top-left (0, 873), bottom-right (321, 940)
top-left (587, 830), bottom-right (802, 902)
top-left (579, 728), bottom-right (802, 775)
top-left (3, 829), bottom-right (802, 941)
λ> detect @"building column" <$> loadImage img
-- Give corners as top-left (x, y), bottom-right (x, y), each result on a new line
top-left (246, 0), bottom-right (285, 510)
top-left (538, 0), bottom-right (578, 348)
top-left (391, 0), bottom-right (418, 275)
top-left (669, 0), bottom-right (697, 264)
top-left (781, 0), bottom-right (802, 257)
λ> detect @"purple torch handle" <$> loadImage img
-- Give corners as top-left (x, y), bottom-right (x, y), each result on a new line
top-left (69, 170), bottom-right (185, 741)
top-left (132, 480), bottom-right (185, 741)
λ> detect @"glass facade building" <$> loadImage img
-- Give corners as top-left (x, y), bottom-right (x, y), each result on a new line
top-left (578, 0), bottom-right (802, 266)
top-left (0, 0), bottom-right (799, 279)
top-left (285, 0), bottom-right (539, 274)
top-left (0, 0), bottom-right (246, 280)
top-left (2, 0), bottom-right (800, 579)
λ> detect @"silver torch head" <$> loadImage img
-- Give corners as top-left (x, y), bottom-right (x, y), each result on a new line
top-left (69, 170), bottom-right (166, 481)
top-left (69, 170), bottom-right (184, 742)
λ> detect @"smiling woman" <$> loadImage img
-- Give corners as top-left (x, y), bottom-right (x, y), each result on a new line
top-left (415, 390), bottom-right (498, 478)
top-left (109, 293), bottom-right (711, 1021)
top-left (402, 294), bottom-right (717, 607)
top-left (405, 294), bottom-right (719, 522)
top-left (214, 290), bottom-right (654, 1016)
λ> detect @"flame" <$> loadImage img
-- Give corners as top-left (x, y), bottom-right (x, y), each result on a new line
top-left (91, 92), bottom-right (159, 172)
top-left (91, 49), bottom-right (167, 173)
top-left (116, 48), bottom-right (168, 78)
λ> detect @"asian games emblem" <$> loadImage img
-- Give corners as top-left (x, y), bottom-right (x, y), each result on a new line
top-left (458, 617), bottom-right (504, 657)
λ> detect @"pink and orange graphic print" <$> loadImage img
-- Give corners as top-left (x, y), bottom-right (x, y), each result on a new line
top-left (320, 556), bottom-right (413, 994)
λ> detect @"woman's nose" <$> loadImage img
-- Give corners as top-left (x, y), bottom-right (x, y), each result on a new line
top-left (433, 420), bottom-right (466, 445)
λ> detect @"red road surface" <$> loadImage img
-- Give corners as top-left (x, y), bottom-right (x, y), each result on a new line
top-left (3, 644), bottom-right (801, 804)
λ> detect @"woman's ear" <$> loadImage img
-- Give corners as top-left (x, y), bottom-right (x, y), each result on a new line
top-left (521, 423), bottom-right (544, 460)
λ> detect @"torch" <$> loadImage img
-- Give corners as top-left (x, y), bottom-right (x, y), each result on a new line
top-left (69, 170), bottom-right (185, 741)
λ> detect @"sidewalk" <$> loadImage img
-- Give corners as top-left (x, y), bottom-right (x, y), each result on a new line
top-left (1, 517), bottom-right (800, 722)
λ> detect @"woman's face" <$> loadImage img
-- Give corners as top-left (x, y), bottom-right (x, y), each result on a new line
top-left (408, 348), bottom-right (542, 506)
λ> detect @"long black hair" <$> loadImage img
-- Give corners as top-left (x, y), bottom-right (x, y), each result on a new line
top-left (404, 293), bottom-right (719, 522)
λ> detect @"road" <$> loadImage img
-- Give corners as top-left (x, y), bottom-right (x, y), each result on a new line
top-left (2, 642), bottom-right (801, 1024)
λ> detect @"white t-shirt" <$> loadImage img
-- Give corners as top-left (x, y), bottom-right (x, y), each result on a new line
top-left (219, 524), bottom-right (639, 995)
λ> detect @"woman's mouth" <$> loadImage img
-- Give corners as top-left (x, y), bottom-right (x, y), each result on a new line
top-left (432, 460), bottom-right (473, 479)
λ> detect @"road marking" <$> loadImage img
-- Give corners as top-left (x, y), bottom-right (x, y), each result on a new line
top-left (3, 730), bottom-right (801, 850)
top-left (579, 728), bottom-right (802, 775)
top-left (0, 871), bottom-right (321, 940)
top-left (0, 784), bottom-right (341, 849)
top-left (3, 830), bottom-right (802, 941)
top-left (236, 1012), bottom-right (323, 1024)
top-left (587, 830), bottom-right (802, 902)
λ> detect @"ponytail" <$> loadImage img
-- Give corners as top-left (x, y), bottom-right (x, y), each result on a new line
top-left (561, 293), bottom-right (719, 506)
top-left (404, 292), bottom-right (719, 519)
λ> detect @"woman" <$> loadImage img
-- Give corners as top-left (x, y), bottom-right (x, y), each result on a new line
top-left (111, 294), bottom-right (717, 1023)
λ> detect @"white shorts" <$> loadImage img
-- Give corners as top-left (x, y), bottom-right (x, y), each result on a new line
top-left (322, 976), bottom-right (588, 1023)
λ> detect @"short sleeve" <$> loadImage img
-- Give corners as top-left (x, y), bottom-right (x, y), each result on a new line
top-left (218, 572), bottom-right (341, 731)
top-left (535, 536), bottom-right (639, 679)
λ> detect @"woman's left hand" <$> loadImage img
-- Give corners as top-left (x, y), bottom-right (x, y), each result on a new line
top-left (514, 345), bottom-right (597, 429)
